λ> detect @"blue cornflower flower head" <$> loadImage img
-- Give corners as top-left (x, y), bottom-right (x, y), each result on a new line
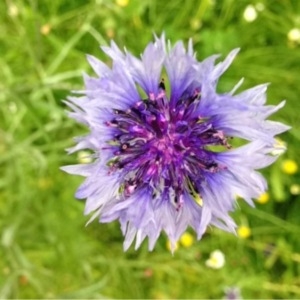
top-left (62, 35), bottom-right (289, 251)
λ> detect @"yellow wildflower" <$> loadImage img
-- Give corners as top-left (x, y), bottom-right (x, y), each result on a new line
top-left (237, 225), bottom-right (251, 239)
top-left (166, 240), bottom-right (178, 252)
top-left (180, 232), bottom-right (194, 248)
top-left (256, 192), bottom-right (269, 204)
top-left (290, 184), bottom-right (300, 195)
top-left (116, 0), bottom-right (129, 7)
top-left (40, 24), bottom-right (51, 35)
top-left (205, 250), bottom-right (225, 269)
top-left (281, 159), bottom-right (298, 175)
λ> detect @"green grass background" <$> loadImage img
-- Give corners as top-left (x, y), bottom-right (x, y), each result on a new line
top-left (1, 0), bottom-right (300, 298)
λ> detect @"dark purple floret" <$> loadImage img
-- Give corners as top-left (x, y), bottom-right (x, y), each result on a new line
top-left (103, 83), bottom-right (230, 210)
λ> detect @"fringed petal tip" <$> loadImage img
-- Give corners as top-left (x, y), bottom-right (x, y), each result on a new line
top-left (211, 48), bottom-right (240, 80)
top-left (60, 164), bottom-right (93, 176)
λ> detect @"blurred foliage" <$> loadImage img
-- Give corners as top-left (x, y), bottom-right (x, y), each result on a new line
top-left (0, 0), bottom-right (300, 298)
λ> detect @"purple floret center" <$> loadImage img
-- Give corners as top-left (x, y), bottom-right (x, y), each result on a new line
top-left (104, 83), bottom-right (230, 209)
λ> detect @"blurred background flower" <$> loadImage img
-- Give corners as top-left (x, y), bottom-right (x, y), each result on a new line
top-left (224, 286), bottom-right (243, 300)
top-left (255, 192), bottom-right (270, 204)
top-left (205, 250), bottom-right (225, 269)
top-left (271, 138), bottom-right (286, 156)
top-left (290, 184), bottom-right (300, 195)
top-left (77, 150), bottom-right (93, 164)
top-left (243, 5), bottom-right (257, 23)
top-left (281, 159), bottom-right (298, 175)
top-left (237, 225), bottom-right (251, 239)
top-left (180, 232), bottom-right (194, 248)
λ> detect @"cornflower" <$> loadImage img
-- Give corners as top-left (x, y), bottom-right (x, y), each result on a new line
top-left (62, 35), bottom-right (288, 251)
